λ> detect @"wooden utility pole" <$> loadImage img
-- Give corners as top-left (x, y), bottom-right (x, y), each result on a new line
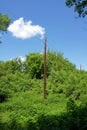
top-left (44, 37), bottom-right (47, 99)
top-left (80, 64), bottom-right (82, 71)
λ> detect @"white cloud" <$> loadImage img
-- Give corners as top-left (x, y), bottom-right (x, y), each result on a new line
top-left (18, 56), bottom-right (26, 62)
top-left (8, 17), bottom-right (45, 39)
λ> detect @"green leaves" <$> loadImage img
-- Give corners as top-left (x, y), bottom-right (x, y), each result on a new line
top-left (0, 13), bottom-right (11, 33)
top-left (0, 13), bottom-right (11, 43)
top-left (1, 51), bottom-right (87, 129)
top-left (26, 53), bottom-right (44, 79)
top-left (0, 88), bottom-right (10, 103)
top-left (66, 0), bottom-right (76, 7)
top-left (66, 0), bottom-right (87, 17)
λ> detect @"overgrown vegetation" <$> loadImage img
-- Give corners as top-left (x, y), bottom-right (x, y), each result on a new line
top-left (0, 51), bottom-right (87, 129)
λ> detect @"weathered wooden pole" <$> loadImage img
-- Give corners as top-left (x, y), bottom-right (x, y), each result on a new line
top-left (44, 37), bottom-right (47, 99)
top-left (80, 64), bottom-right (82, 71)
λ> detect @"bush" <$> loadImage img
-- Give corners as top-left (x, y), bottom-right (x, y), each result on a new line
top-left (0, 89), bottom-right (10, 103)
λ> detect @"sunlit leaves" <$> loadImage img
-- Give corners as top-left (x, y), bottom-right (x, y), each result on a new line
top-left (0, 13), bottom-right (11, 32)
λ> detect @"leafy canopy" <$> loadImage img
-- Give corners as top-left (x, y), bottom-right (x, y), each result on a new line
top-left (0, 13), bottom-right (11, 33)
top-left (1, 51), bottom-right (87, 129)
top-left (66, 0), bottom-right (87, 17)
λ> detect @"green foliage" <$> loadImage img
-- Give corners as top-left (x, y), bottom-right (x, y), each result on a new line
top-left (66, 0), bottom-right (87, 17)
top-left (25, 53), bottom-right (44, 79)
top-left (0, 51), bottom-right (87, 129)
top-left (0, 13), bottom-right (10, 43)
top-left (4, 58), bottom-right (24, 74)
top-left (0, 13), bottom-right (11, 32)
top-left (67, 98), bottom-right (76, 112)
top-left (0, 88), bottom-right (10, 103)
top-left (1, 104), bottom-right (87, 130)
top-left (0, 61), bottom-right (6, 76)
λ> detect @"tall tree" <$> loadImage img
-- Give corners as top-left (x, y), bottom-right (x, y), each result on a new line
top-left (25, 53), bottom-right (44, 79)
top-left (66, 0), bottom-right (87, 17)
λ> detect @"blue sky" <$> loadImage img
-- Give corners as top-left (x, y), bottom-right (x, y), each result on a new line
top-left (0, 0), bottom-right (87, 70)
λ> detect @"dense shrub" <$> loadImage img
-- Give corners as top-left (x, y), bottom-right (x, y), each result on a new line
top-left (0, 88), bottom-right (10, 103)
top-left (0, 51), bottom-right (87, 129)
